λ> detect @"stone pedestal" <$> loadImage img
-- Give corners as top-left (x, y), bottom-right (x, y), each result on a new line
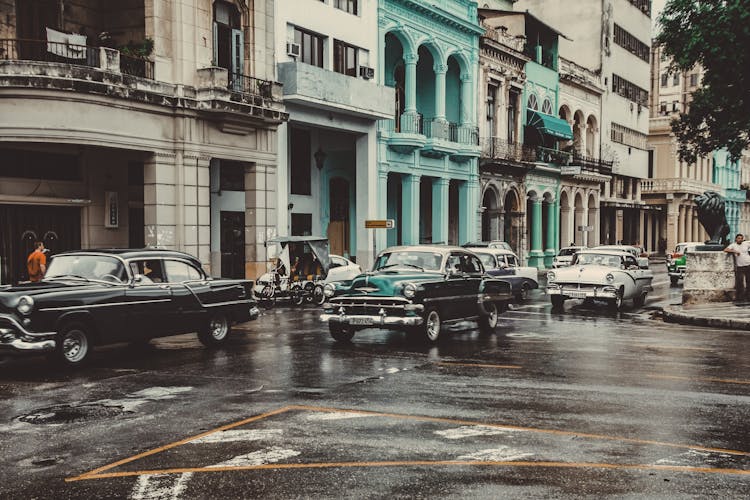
top-left (682, 251), bottom-right (735, 304)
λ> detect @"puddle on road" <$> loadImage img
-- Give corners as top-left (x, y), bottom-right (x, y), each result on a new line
top-left (16, 403), bottom-right (130, 425)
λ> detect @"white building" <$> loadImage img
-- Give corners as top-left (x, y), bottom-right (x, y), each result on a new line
top-left (273, 0), bottom-right (393, 269)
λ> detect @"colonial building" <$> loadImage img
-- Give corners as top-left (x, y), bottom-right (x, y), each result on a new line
top-left (644, 44), bottom-right (748, 253)
top-left (377, 0), bottom-right (483, 252)
top-left (517, 0), bottom-right (654, 248)
top-left (0, 0), bottom-right (286, 284)
top-left (273, 0), bottom-right (393, 269)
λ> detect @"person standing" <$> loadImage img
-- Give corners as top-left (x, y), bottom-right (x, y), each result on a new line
top-left (724, 234), bottom-right (750, 302)
top-left (26, 241), bottom-right (47, 283)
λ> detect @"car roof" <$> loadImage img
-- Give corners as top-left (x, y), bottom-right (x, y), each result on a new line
top-left (54, 248), bottom-right (202, 263)
top-left (677, 242), bottom-right (704, 246)
top-left (267, 236), bottom-right (328, 243)
top-left (559, 246), bottom-right (586, 251)
top-left (380, 245), bottom-right (468, 256)
top-left (470, 248), bottom-right (516, 256)
top-left (577, 249), bottom-right (633, 256)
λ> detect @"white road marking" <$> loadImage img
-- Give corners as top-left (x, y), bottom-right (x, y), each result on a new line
top-left (435, 426), bottom-right (523, 439)
top-left (130, 472), bottom-right (193, 500)
top-left (192, 429), bottom-right (283, 444)
top-left (95, 386), bottom-right (194, 412)
top-left (654, 449), bottom-right (734, 466)
top-left (305, 411), bottom-right (371, 421)
top-left (208, 447), bottom-right (300, 468)
top-left (457, 447), bottom-right (533, 462)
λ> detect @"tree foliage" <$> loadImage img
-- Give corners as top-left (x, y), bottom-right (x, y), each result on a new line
top-left (656, 0), bottom-right (750, 162)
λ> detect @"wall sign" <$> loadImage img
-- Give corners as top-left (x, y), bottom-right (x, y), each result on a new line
top-left (105, 191), bottom-right (119, 228)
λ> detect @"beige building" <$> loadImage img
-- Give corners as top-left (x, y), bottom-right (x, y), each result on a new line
top-left (0, 0), bottom-right (286, 284)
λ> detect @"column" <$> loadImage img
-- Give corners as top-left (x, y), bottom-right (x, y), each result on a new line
top-left (588, 205), bottom-right (597, 247)
top-left (639, 210), bottom-right (645, 246)
top-left (560, 205), bottom-right (571, 247)
top-left (615, 209), bottom-right (624, 244)
top-left (656, 213), bottom-right (663, 253)
top-left (433, 63), bottom-right (447, 122)
top-left (458, 178), bottom-right (478, 244)
top-left (432, 178), bottom-right (449, 245)
top-left (376, 169), bottom-right (389, 253)
top-left (183, 155), bottom-right (211, 270)
top-left (404, 53), bottom-right (418, 114)
top-left (460, 73), bottom-right (473, 125)
top-left (496, 212), bottom-right (504, 241)
top-left (245, 163), bottom-right (276, 279)
top-left (401, 174), bottom-right (420, 245)
top-left (355, 124), bottom-right (378, 269)
top-left (692, 208), bottom-right (700, 243)
top-left (530, 198), bottom-right (544, 263)
top-left (677, 205), bottom-right (685, 243)
top-left (544, 199), bottom-right (558, 267)
top-left (574, 206), bottom-right (584, 245)
top-left (144, 152), bottom-right (177, 249)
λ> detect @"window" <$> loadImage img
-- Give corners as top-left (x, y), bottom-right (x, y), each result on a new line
top-left (672, 101), bottom-right (679, 112)
top-left (486, 84), bottom-right (496, 135)
top-left (527, 93), bottom-right (539, 111)
top-left (690, 73), bottom-right (699, 87)
top-left (219, 161), bottom-right (245, 191)
top-left (613, 24), bottom-right (650, 62)
top-left (612, 74), bottom-right (648, 107)
top-left (291, 213), bottom-right (312, 236)
top-left (0, 149), bottom-right (80, 181)
top-left (507, 89), bottom-right (519, 143)
top-left (541, 98), bottom-right (553, 115)
top-left (164, 260), bottom-right (203, 283)
top-left (660, 73), bottom-right (668, 87)
top-left (659, 102), bottom-right (667, 114)
top-left (460, 254), bottom-right (483, 274)
top-left (213, 1), bottom-right (242, 74)
top-left (446, 254), bottom-right (462, 274)
top-left (334, 0), bottom-right (358, 15)
top-left (333, 39), bottom-right (358, 76)
top-left (672, 73), bottom-right (680, 86)
top-left (290, 128), bottom-right (311, 195)
top-left (626, 0), bottom-right (651, 17)
top-left (130, 260), bottom-right (165, 283)
top-left (294, 27), bottom-right (324, 67)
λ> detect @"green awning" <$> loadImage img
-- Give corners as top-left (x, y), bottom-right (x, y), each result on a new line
top-left (526, 110), bottom-right (574, 140)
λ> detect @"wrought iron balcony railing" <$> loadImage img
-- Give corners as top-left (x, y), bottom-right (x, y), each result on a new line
top-left (228, 72), bottom-right (274, 98)
top-left (480, 137), bottom-right (537, 163)
top-left (571, 153), bottom-right (614, 173)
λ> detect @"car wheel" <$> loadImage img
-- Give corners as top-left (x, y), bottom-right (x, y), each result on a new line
top-left (670, 276), bottom-right (679, 286)
top-left (479, 301), bottom-right (499, 334)
top-left (290, 285), bottom-right (304, 306)
top-left (633, 292), bottom-right (647, 308)
top-left (312, 284), bottom-right (326, 306)
top-left (550, 296), bottom-right (565, 309)
top-left (259, 285), bottom-right (276, 309)
top-left (55, 322), bottom-right (92, 367)
top-left (329, 323), bottom-right (355, 342)
top-left (608, 290), bottom-right (624, 311)
top-left (515, 283), bottom-right (530, 302)
top-left (422, 308), bottom-right (442, 343)
top-left (198, 312), bottom-right (232, 347)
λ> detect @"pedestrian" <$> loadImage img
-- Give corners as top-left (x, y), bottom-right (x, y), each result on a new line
top-left (724, 233), bottom-right (750, 302)
top-left (26, 241), bottom-right (47, 282)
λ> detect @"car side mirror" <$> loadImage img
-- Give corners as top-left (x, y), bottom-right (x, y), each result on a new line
top-left (637, 257), bottom-right (649, 269)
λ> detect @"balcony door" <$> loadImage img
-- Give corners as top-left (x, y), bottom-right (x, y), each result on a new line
top-left (328, 178), bottom-right (350, 258)
top-left (213, 1), bottom-right (243, 86)
top-left (16, 0), bottom-right (60, 59)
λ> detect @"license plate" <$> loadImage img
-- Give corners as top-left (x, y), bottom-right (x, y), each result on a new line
top-left (566, 290), bottom-right (588, 298)
top-left (350, 317), bottom-right (374, 326)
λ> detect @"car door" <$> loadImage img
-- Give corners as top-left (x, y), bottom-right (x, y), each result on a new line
top-left (460, 253), bottom-right (485, 318)
top-left (163, 259), bottom-right (211, 334)
top-left (622, 255), bottom-right (642, 297)
top-left (442, 253), bottom-right (466, 319)
top-left (125, 259), bottom-right (174, 339)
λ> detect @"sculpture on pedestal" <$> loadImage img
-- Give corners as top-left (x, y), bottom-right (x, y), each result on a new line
top-left (694, 191), bottom-right (730, 247)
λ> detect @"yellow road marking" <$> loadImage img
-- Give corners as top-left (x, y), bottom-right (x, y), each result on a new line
top-left (436, 362), bottom-right (522, 370)
top-left (67, 404), bottom-right (750, 482)
top-left (69, 460), bottom-right (750, 481)
top-left (648, 374), bottom-right (750, 385)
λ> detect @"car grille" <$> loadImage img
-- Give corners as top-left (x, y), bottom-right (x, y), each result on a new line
top-left (327, 296), bottom-right (409, 317)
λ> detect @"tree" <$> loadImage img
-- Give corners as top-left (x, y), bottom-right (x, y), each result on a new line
top-left (656, 0), bottom-right (750, 163)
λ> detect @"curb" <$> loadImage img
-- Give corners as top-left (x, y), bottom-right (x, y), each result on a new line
top-left (662, 305), bottom-right (750, 331)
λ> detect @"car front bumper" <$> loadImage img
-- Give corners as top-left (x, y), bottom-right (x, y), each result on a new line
top-left (320, 313), bottom-right (423, 327)
top-left (0, 314), bottom-right (56, 355)
top-left (546, 284), bottom-right (619, 300)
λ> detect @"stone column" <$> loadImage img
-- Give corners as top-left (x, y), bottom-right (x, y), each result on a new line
top-left (182, 154), bottom-right (211, 269)
top-left (144, 152), bottom-right (177, 249)
top-left (639, 210), bottom-right (645, 246)
top-left (560, 204), bottom-right (572, 247)
top-left (432, 178), bottom-right (449, 245)
top-left (460, 73), bottom-right (473, 125)
top-left (458, 178), bottom-right (478, 244)
top-left (355, 126), bottom-right (378, 269)
top-left (615, 209), bottom-right (624, 244)
top-left (574, 206), bottom-right (584, 246)
top-left (404, 53), bottom-right (418, 114)
top-left (245, 164), bottom-right (276, 279)
top-left (529, 198), bottom-right (544, 267)
top-left (401, 174), bottom-right (421, 245)
top-left (545, 200), bottom-right (558, 267)
top-left (692, 208), bottom-right (699, 243)
top-left (433, 63), bottom-right (447, 122)
top-left (376, 169), bottom-right (389, 252)
top-left (588, 205), bottom-right (597, 247)
top-left (677, 205), bottom-right (685, 243)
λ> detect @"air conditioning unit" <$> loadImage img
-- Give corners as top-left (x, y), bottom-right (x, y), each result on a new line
top-left (286, 42), bottom-right (300, 58)
top-left (359, 65), bottom-right (374, 79)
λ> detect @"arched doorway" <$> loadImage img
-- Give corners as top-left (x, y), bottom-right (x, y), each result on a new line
top-left (416, 45), bottom-right (436, 128)
top-left (574, 192), bottom-right (584, 246)
top-left (384, 32), bottom-right (406, 129)
top-left (504, 189), bottom-right (520, 254)
top-left (481, 186), bottom-right (499, 241)
top-left (587, 193), bottom-right (598, 246)
top-left (328, 177), bottom-right (350, 257)
top-left (559, 190), bottom-right (572, 247)
top-left (586, 115), bottom-right (597, 157)
top-left (573, 110), bottom-right (584, 153)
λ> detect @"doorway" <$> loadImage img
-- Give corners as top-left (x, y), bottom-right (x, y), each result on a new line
top-left (328, 177), bottom-right (350, 257)
top-left (220, 211), bottom-right (245, 279)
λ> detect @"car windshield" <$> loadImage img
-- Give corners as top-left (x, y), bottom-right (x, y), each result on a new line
top-left (558, 248), bottom-right (579, 256)
top-left (572, 253), bottom-right (622, 268)
top-left (374, 251), bottom-right (443, 271)
top-left (488, 241), bottom-right (512, 251)
top-left (46, 255), bottom-right (128, 283)
top-left (476, 253), bottom-right (497, 269)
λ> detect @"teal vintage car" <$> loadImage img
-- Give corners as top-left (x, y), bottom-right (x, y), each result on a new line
top-left (319, 246), bottom-right (513, 343)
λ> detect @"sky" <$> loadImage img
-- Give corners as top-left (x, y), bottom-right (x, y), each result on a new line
top-left (652, 0), bottom-right (667, 32)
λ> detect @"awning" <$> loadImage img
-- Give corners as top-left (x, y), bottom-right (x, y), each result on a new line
top-left (526, 110), bottom-right (574, 140)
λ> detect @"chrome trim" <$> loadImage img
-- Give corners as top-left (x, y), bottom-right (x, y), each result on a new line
top-left (38, 298), bottom-right (172, 312)
top-left (0, 337), bottom-right (56, 353)
top-left (320, 313), bottom-right (423, 327)
top-left (0, 314), bottom-right (55, 337)
top-left (546, 287), bottom-right (617, 299)
top-left (203, 299), bottom-right (255, 308)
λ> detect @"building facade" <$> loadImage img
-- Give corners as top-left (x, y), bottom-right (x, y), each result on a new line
top-left (0, 0), bottom-right (286, 284)
top-left (377, 0), bottom-right (483, 252)
top-left (273, 0), bottom-right (393, 269)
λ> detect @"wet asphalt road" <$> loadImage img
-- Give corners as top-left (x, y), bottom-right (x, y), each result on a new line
top-left (1, 266), bottom-right (749, 498)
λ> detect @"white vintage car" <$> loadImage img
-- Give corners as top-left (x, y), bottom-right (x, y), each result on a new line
top-left (546, 249), bottom-right (653, 311)
top-left (552, 246), bottom-right (586, 268)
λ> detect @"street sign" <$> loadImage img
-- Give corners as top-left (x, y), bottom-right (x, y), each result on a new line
top-left (578, 225), bottom-right (594, 231)
top-left (365, 219), bottom-right (395, 229)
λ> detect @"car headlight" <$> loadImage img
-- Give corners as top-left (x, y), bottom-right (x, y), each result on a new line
top-left (17, 295), bottom-right (34, 315)
top-left (547, 271), bottom-right (555, 282)
top-left (403, 283), bottom-right (417, 298)
top-left (605, 273), bottom-right (615, 284)
top-left (323, 283), bottom-right (336, 297)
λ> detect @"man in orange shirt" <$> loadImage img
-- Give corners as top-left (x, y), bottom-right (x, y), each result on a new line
top-left (27, 241), bottom-right (47, 282)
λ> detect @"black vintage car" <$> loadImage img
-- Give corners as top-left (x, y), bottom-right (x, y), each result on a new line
top-left (0, 249), bottom-right (259, 366)
top-left (320, 245), bottom-right (513, 343)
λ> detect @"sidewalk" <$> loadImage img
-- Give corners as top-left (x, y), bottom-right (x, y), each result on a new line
top-left (662, 302), bottom-right (750, 331)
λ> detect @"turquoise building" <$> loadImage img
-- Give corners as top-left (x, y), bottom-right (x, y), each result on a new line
top-left (713, 149), bottom-right (746, 236)
top-left (376, 0), bottom-right (484, 250)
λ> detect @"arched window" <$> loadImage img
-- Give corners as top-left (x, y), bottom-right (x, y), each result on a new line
top-left (541, 98), bottom-right (553, 115)
top-left (527, 94), bottom-right (539, 111)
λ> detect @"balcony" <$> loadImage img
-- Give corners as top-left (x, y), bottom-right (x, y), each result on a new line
top-left (380, 114), bottom-right (479, 160)
top-left (533, 146), bottom-right (572, 166)
top-left (480, 137), bottom-right (537, 164)
top-left (641, 178), bottom-right (720, 196)
top-left (277, 62), bottom-right (393, 120)
top-left (570, 153), bottom-right (614, 174)
top-left (379, 113), bottom-right (427, 154)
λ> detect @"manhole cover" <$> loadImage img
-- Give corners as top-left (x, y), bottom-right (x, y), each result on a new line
top-left (17, 403), bottom-right (128, 424)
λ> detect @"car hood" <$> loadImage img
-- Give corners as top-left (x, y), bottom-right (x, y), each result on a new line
top-left (0, 280), bottom-right (109, 308)
top-left (551, 265), bottom-right (619, 282)
top-left (341, 271), bottom-right (441, 296)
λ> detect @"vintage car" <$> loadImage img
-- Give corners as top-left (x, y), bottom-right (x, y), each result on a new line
top-left (0, 249), bottom-right (259, 367)
top-left (546, 249), bottom-right (653, 311)
top-left (320, 246), bottom-right (513, 343)
top-left (594, 244), bottom-right (646, 258)
top-left (552, 246), bottom-right (586, 268)
top-left (463, 241), bottom-right (513, 251)
top-left (666, 241), bottom-right (704, 285)
top-left (470, 248), bottom-right (538, 301)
